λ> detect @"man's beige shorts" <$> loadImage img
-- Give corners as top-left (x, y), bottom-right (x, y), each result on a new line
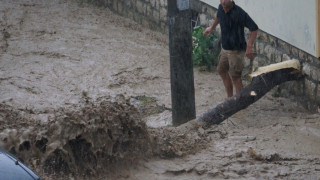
top-left (217, 48), bottom-right (245, 77)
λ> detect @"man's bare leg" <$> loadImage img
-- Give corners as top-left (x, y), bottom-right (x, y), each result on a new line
top-left (219, 71), bottom-right (233, 98)
top-left (232, 76), bottom-right (243, 94)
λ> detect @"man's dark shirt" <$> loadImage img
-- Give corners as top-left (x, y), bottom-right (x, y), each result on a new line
top-left (217, 3), bottom-right (258, 51)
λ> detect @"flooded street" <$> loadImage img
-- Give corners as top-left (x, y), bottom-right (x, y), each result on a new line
top-left (0, 0), bottom-right (320, 179)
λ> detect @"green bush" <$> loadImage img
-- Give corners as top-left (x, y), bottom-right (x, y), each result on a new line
top-left (192, 26), bottom-right (218, 71)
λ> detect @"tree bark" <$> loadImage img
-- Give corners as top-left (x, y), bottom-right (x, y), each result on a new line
top-left (198, 60), bottom-right (302, 127)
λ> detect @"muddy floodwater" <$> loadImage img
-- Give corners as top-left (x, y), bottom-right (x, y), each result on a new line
top-left (1, 0), bottom-right (320, 179)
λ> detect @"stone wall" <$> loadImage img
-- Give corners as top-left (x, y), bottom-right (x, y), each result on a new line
top-left (91, 0), bottom-right (320, 111)
top-left (91, 0), bottom-right (168, 33)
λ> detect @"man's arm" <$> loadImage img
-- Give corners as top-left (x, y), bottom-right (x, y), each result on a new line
top-left (246, 30), bottom-right (258, 60)
top-left (203, 17), bottom-right (219, 36)
top-left (243, 10), bottom-right (258, 60)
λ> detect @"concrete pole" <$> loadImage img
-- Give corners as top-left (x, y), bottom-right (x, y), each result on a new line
top-left (167, 0), bottom-right (196, 126)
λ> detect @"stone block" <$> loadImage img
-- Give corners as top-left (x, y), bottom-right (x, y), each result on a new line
top-left (298, 50), bottom-right (308, 60)
top-left (202, 4), bottom-right (208, 13)
top-left (190, 0), bottom-right (202, 12)
top-left (149, 0), bottom-right (156, 8)
top-left (255, 41), bottom-right (264, 55)
top-left (317, 84), bottom-right (320, 104)
top-left (282, 54), bottom-right (291, 61)
top-left (118, 1), bottom-right (123, 14)
top-left (264, 45), bottom-right (273, 59)
top-left (153, 9), bottom-right (159, 21)
top-left (136, 1), bottom-right (146, 14)
top-left (302, 63), bottom-right (312, 77)
top-left (242, 57), bottom-right (252, 78)
top-left (268, 35), bottom-right (277, 46)
top-left (302, 62), bottom-right (320, 82)
top-left (244, 28), bottom-right (250, 39)
top-left (105, 0), bottom-right (111, 6)
top-left (160, 7), bottom-right (167, 22)
top-left (253, 41), bottom-right (259, 53)
top-left (112, 0), bottom-right (117, 11)
top-left (131, 0), bottom-right (137, 8)
top-left (310, 66), bottom-right (320, 82)
top-left (214, 26), bottom-right (221, 38)
top-left (154, 0), bottom-right (159, 9)
top-left (207, 7), bottom-right (217, 18)
top-left (199, 13), bottom-right (209, 26)
top-left (146, 4), bottom-right (152, 17)
top-left (159, 0), bottom-right (166, 7)
top-left (258, 31), bottom-right (269, 43)
top-left (212, 38), bottom-right (221, 55)
top-left (291, 46), bottom-right (299, 58)
top-left (163, 24), bottom-right (169, 34)
top-left (305, 79), bottom-right (316, 100)
top-left (161, 21), bottom-right (168, 32)
top-left (243, 56), bottom-right (251, 67)
top-left (307, 56), bottom-right (320, 66)
top-left (252, 55), bottom-right (268, 72)
top-left (123, 0), bottom-right (130, 7)
top-left (278, 39), bottom-right (291, 53)
top-left (273, 49), bottom-right (283, 63)
top-left (208, 19), bottom-right (214, 25)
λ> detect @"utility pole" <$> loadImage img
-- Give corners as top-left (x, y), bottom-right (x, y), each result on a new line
top-left (167, 0), bottom-right (196, 126)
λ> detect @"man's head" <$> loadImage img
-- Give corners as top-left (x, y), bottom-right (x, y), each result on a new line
top-left (220, 0), bottom-right (234, 9)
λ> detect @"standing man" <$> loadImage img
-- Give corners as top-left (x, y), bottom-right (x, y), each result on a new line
top-left (203, 0), bottom-right (258, 98)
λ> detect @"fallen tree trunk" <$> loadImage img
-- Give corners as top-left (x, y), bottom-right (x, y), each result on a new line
top-left (198, 59), bottom-right (302, 127)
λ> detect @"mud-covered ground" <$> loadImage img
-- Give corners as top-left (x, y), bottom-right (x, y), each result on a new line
top-left (1, 0), bottom-right (320, 179)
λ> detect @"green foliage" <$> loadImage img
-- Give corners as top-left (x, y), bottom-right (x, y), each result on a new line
top-left (192, 26), bottom-right (218, 71)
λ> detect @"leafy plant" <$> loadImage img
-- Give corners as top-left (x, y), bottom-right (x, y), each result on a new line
top-left (192, 26), bottom-right (218, 71)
